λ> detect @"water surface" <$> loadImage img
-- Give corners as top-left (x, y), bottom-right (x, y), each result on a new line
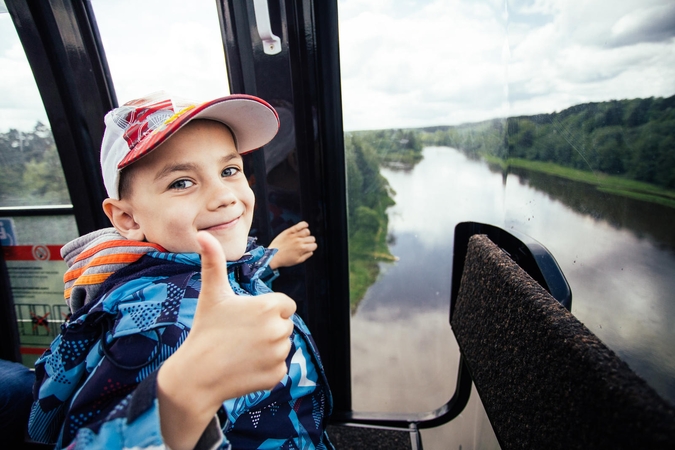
top-left (350, 146), bottom-right (675, 447)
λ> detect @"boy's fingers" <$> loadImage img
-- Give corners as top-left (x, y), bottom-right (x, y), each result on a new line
top-left (196, 231), bottom-right (235, 299)
top-left (278, 295), bottom-right (297, 319)
top-left (289, 221), bottom-right (309, 233)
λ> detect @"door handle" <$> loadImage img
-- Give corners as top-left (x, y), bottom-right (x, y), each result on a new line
top-left (253, 0), bottom-right (282, 55)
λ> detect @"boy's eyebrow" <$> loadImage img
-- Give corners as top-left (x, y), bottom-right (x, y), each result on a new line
top-left (154, 153), bottom-right (243, 181)
top-left (154, 162), bottom-right (198, 182)
top-left (219, 153), bottom-right (243, 165)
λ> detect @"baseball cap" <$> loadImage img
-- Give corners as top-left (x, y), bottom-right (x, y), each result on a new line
top-left (101, 91), bottom-right (279, 199)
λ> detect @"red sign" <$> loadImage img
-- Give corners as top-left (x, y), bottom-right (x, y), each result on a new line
top-left (3, 245), bottom-right (64, 261)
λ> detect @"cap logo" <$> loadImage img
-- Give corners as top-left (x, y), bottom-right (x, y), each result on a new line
top-left (123, 104), bottom-right (198, 152)
top-left (109, 99), bottom-right (173, 152)
top-left (163, 105), bottom-right (196, 126)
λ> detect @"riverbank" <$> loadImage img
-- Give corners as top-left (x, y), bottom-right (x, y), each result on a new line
top-left (483, 155), bottom-right (675, 209)
top-left (345, 130), bottom-right (424, 311)
top-left (348, 205), bottom-right (396, 312)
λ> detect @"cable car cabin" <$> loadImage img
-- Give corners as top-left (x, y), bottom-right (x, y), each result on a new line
top-left (1, 1), bottom-right (675, 449)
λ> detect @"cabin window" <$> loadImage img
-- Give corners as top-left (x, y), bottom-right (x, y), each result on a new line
top-left (0, 5), bottom-right (78, 243)
top-left (0, 8), bottom-right (71, 213)
top-left (337, 1), bottom-right (501, 445)
top-left (1, 4), bottom-right (78, 366)
top-left (338, 0), bottom-right (675, 447)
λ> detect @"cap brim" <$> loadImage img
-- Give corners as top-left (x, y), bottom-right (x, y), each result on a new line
top-left (118, 94), bottom-right (279, 169)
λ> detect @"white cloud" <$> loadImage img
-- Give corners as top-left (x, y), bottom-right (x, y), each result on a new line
top-left (337, 0), bottom-right (675, 130)
top-left (610, 3), bottom-right (675, 47)
top-left (0, 15), bottom-right (48, 132)
top-left (1, 0), bottom-right (673, 132)
top-left (499, 0), bottom-right (675, 117)
top-left (338, 0), bottom-right (511, 129)
top-left (90, 0), bottom-right (230, 104)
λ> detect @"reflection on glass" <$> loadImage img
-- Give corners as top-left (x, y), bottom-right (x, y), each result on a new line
top-left (90, 0), bottom-right (230, 103)
top-left (340, 1), bottom-right (674, 448)
top-left (0, 8), bottom-right (70, 207)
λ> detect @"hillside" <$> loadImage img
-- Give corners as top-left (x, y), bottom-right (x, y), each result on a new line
top-left (422, 95), bottom-right (675, 190)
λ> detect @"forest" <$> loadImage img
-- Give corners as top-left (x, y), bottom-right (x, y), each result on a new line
top-left (422, 95), bottom-right (675, 191)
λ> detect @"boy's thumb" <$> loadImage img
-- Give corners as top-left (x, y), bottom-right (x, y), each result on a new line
top-left (197, 231), bottom-right (236, 301)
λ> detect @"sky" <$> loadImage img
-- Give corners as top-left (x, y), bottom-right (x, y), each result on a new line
top-left (1, 0), bottom-right (674, 132)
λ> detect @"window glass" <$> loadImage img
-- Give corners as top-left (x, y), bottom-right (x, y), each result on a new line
top-left (339, 1), bottom-right (675, 448)
top-left (89, 0), bottom-right (230, 104)
top-left (0, 3), bottom-right (70, 208)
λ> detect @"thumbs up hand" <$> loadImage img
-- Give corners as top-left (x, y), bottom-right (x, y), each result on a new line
top-left (157, 231), bottom-right (296, 449)
top-left (189, 231), bottom-right (296, 396)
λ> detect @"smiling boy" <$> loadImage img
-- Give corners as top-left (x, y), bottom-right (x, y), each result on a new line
top-left (29, 92), bottom-right (333, 450)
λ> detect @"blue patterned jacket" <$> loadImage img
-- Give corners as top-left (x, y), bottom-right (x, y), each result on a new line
top-left (29, 234), bottom-right (333, 450)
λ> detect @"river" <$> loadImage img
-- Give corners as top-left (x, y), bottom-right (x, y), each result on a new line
top-left (349, 146), bottom-right (675, 448)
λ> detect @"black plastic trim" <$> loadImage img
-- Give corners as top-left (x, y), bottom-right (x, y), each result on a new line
top-left (0, 206), bottom-right (74, 217)
top-left (217, 0), bottom-right (352, 412)
top-left (451, 221), bottom-right (573, 318)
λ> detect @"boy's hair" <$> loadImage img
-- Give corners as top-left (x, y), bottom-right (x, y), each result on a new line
top-left (117, 167), bottom-right (132, 200)
top-left (100, 91), bottom-right (279, 200)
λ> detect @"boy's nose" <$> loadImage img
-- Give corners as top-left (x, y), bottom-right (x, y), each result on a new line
top-left (206, 180), bottom-right (237, 210)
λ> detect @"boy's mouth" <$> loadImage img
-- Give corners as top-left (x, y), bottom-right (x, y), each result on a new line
top-left (201, 215), bottom-right (242, 232)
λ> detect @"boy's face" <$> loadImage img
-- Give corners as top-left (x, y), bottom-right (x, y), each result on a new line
top-left (110, 120), bottom-right (254, 260)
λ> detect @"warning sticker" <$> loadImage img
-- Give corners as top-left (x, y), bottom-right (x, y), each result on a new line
top-left (3, 245), bottom-right (68, 365)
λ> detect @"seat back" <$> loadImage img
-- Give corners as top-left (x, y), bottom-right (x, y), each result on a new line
top-left (451, 232), bottom-right (675, 449)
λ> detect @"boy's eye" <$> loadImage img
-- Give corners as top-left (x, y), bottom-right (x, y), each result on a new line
top-left (169, 179), bottom-right (194, 190)
top-left (222, 167), bottom-right (240, 177)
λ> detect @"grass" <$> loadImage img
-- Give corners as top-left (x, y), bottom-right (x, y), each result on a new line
top-left (483, 155), bottom-right (675, 209)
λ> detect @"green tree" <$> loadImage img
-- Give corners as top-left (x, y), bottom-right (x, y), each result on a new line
top-left (0, 122), bottom-right (67, 207)
top-left (21, 143), bottom-right (70, 204)
top-left (344, 131), bottom-right (397, 308)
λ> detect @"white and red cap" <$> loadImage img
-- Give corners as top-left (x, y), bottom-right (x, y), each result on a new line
top-left (101, 91), bottom-right (279, 199)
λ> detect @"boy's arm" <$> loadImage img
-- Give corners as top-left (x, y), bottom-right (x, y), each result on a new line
top-left (157, 231), bottom-right (296, 450)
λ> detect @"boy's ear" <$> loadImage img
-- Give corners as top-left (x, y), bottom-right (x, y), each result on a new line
top-left (102, 198), bottom-right (146, 241)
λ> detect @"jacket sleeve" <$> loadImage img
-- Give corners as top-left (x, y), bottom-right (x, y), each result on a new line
top-left (62, 371), bottom-right (228, 450)
top-left (258, 265), bottom-right (279, 289)
top-left (29, 326), bottom-right (229, 450)
top-left (29, 268), bottom-right (229, 449)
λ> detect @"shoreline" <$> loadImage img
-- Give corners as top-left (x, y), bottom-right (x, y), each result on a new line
top-left (482, 154), bottom-right (675, 209)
